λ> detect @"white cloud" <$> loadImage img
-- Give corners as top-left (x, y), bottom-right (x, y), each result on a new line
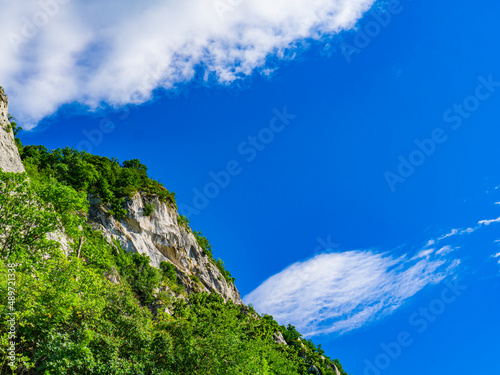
top-left (436, 245), bottom-right (454, 255)
top-left (478, 216), bottom-right (500, 226)
top-left (412, 248), bottom-right (434, 259)
top-left (438, 229), bottom-right (459, 240)
top-left (244, 249), bottom-right (458, 337)
top-left (436, 227), bottom-right (477, 242)
top-left (0, 0), bottom-right (375, 128)
top-left (461, 227), bottom-right (476, 234)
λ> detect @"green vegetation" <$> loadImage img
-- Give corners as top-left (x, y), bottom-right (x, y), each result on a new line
top-left (0, 133), bottom-right (349, 373)
top-left (160, 261), bottom-right (178, 284)
top-left (115, 251), bottom-right (162, 305)
top-left (143, 202), bottom-right (156, 217)
top-left (216, 258), bottom-right (235, 283)
top-left (176, 214), bottom-right (190, 230)
top-left (193, 230), bottom-right (213, 258)
top-left (189, 274), bottom-right (201, 284)
top-left (12, 132), bottom-right (236, 286)
top-left (17, 142), bottom-right (176, 219)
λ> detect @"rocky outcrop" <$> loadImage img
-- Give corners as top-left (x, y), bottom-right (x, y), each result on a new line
top-left (88, 193), bottom-right (242, 304)
top-left (273, 331), bottom-right (287, 345)
top-left (330, 364), bottom-right (341, 375)
top-left (0, 88), bottom-right (24, 173)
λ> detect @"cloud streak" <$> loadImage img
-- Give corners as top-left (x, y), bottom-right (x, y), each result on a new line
top-left (244, 249), bottom-right (459, 337)
top-left (478, 216), bottom-right (500, 226)
top-left (0, 0), bottom-right (375, 128)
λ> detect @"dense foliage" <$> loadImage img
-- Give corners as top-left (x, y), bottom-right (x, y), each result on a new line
top-left (18, 143), bottom-right (176, 219)
top-left (12, 135), bottom-right (235, 284)
top-left (176, 215), bottom-right (190, 231)
top-left (0, 155), bottom-right (348, 374)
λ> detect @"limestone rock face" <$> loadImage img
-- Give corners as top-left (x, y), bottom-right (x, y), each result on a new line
top-left (329, 364), bottom-right (341, 375)
top-left (88, 193), bottom-right (242, 304)
top-left (0, 89), bottom-right (25, 173)
top-left (273, 331), bottom-right (287, 345)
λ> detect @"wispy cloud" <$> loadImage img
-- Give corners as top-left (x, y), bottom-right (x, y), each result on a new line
top-left (245, 196), bottom-right (500, 338)
top-left (438, 229), bottom-right (459, 240)
top-left (412, 248), bottom-right (435, 259)
top-left (244, 249), bottom-right (459, 337)
top-left (435, 227), bottom-right (476, 244)
top-left (462, 227), bottom-right (476, 234)
top-left (478, 216), bottom-right (500, 226)
top-left (436, 245), bottom-right (454, 256)
top-left (0, 0), bottom-right (375, 128)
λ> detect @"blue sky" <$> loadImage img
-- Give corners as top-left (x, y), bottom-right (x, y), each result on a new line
top-left (4, 0), bottom-right (500, 373)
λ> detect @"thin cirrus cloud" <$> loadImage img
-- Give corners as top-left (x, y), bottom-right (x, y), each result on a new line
top-left (478, 216), bottom-right (500, 226)
top-left (244, 249), bottom-right (460, 337)
top-left (244, 200), bottom-right (500, 338)
top-left (492, 252), bottom-right (500, 264)
top-left (0, 0), bottom-right (375, 129)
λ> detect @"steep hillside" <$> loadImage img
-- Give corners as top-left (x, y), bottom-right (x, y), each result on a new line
top-left (0, 90), bottom-right (348, 375)
top-left (88, 192), bottom-right (241, 303)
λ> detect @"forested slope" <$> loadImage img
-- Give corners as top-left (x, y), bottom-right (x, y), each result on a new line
top-left (0, 108), bottom-right (348, 374)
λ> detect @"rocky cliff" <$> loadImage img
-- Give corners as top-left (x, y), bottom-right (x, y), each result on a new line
top-left (88, 193), bottom-right (242, 304)
top-left (0, 88), bottom-right (25, 173)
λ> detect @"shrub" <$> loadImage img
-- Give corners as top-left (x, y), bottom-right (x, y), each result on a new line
top-left (160, 261), bottom-right (178, 283)
top-left (115, 251), bottom-right (162, 305)
top-left (193, 231), bottom-right (213, 258)
top-left (19, 145), bottom-right (176, 219)
top-left (177, 215), bottom-right (190, 230)
top-left (143, 202), bottom-right (156, 217)
top-left (216, 258), bottom-right (235, 284)
top-left (189, 274), bottom-right (201, 284)
top-left (6, 114), bottom-right (22, 136)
